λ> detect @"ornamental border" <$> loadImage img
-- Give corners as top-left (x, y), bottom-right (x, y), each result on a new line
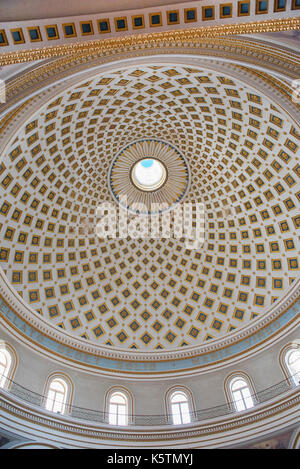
top-left (1, 17), bottom-right (300, 66)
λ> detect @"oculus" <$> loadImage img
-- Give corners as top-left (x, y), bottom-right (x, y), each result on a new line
top-left (131, 158), bottom-right (167, 191)
top-left (109, 139), bottom-right (190, 215)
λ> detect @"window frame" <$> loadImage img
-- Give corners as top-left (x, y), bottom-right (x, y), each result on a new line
top-left (280, 344), bottom-right (300, 386)
top-left (225, 372), bottom-right (257, 413)
top-left (105, 387), bottom-right (133, 426)
top-left (230, 377), bottom-right (255, 412)
top-left (170, 391), bottom-right (191, 425)
top-left (0, 342), bottom-right (17, 390)
top-left (108, 391), bottom-right (128, 426)
top-left (43, 373), bottom-right (73, 415)
top-left (165, 386), bottom-right (194, 425)
top-left (0, 349), bottom-right (12, 388)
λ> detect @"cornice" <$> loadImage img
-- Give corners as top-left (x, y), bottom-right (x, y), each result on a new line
top-left (1, 36), bottom-right (300, 124)
top-left (0, 387), bottom-right (299, 447)
top-left (0, 17), bottom-right (300, 66)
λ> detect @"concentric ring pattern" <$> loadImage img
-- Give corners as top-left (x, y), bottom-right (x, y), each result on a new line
top-left (109, 139), bottom-right (189, 214)
top-left (0, 64), bottom-right (299, 350)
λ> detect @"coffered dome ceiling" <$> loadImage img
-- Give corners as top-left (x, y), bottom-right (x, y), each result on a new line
top-left (0, 62), bottom-right (299, 351)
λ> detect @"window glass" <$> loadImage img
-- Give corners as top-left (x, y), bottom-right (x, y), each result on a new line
top-left (45, 378), bottom-right (67, 414)
top-left (286, 349), bottom-right (300, 385)
top-left (231, 378), bottom-right (255, 411)
top-left (108, 392), bottom-right (128, 426)
top-left (170, 391), bottom-right (191, 424)
top-left (0, 349), bottom-right (11, 388)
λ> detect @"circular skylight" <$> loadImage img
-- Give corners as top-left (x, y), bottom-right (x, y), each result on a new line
top-left (110, 139), bottom-right (189, 215)
top-left (131, 158), bottom-right (167, 191)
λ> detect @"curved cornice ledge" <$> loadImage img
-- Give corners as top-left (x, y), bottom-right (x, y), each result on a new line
top-left (0, 387), bottom-right (299, 448)
top-left (1, 17), bottom-right (300, 66)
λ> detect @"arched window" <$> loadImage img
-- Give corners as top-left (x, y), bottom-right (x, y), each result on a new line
top-left (0, 349), bottom-right (12, 388)
top-left (170, 391), bottom-right (191, 425)
top-left (45, 377), bottom-right (69, 414)
top-left (285, 349), bottom-right (300, 386)
top-left (230, 377), bottom-right (255, 412)
top-left (108, 391), bottom-right (128, 426)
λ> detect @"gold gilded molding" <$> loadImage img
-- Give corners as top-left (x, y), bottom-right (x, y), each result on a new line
top-left (1, 35), bottom-right (299, 122)
top-left (0, 17), bottom-right (300, 66)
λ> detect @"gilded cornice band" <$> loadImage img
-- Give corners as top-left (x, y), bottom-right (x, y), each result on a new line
top-left (0, 17), bottom-right (300, 66)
